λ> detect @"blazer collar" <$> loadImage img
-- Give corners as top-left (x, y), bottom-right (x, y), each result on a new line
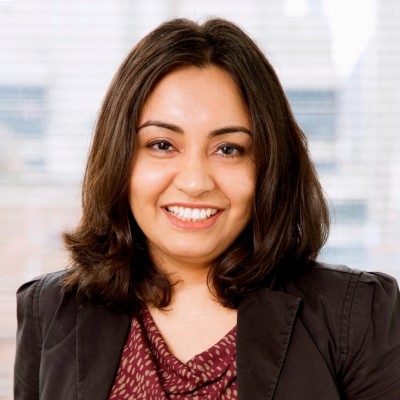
top-left (237, 288), bottom-right (301, 400)
top-left (76, 302), bottom-right (131, 400)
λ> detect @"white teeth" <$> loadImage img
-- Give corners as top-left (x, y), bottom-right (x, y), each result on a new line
top-left (166, 206), bottom-right (218, 221)
top-left (192, 209), bottom-right (200, 219)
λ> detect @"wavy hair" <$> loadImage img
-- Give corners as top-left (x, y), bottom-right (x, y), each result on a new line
top-left (63, 18), bottom-right (330, 311)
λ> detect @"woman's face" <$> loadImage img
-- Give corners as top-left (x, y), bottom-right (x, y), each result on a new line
top-left (129, 65), bottom-right (255, 271)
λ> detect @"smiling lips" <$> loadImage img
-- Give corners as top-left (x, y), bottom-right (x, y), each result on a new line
top-left (166, 206), bottom-right (218, 221)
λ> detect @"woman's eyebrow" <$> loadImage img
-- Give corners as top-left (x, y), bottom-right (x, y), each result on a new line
top-left (209, 126), bottom-right (252, 137)
top-left (137, 120), bottom-right (183, 133)
top-left (137, 120), bottom-right (251, 136)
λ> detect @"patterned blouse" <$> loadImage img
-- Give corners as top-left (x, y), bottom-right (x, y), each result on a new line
top-left (108, 307), bottom-right (238, 399)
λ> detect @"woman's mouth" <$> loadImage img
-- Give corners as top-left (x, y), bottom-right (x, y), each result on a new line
top-left (166, 206), bottom-right (218, 221)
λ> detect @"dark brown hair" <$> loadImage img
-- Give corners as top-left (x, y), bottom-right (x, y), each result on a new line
top-left (63, 18), bottom-right (329, 311)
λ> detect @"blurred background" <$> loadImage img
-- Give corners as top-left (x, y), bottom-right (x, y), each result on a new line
top-left (1, 0), bottom-right (399, 398)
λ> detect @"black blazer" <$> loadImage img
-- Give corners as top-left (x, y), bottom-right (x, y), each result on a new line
top-left (14, 263), bottom-right (400, 399)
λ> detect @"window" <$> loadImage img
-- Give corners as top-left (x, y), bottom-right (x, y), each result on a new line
top-left (0, 86), bottom-right (46, 137)
top-left (332, 200), bottom-right (368, 225)
top-left (286, 89), bottom-right (336, 140)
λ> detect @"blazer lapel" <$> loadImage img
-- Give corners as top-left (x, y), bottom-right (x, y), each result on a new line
top-left (237, 288), bottom-right (301, 400)
top-left (76, 303), bottom-right (131, 400)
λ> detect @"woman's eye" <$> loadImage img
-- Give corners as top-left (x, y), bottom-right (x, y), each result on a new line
top-left (215, 144), bottom-right (244, 156)
top-left (148, 140), bottom-right (174, 152)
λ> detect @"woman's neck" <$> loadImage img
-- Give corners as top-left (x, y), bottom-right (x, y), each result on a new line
top-left (147, 277), bottom-right (237, 363)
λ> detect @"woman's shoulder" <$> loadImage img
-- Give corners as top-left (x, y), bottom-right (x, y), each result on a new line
top-left (282, 262), bottom-right (399, 332)
top-left (16, 270), bottom-right (76, 334)
top-left (286, 262), bottom-right (400, 367)
top-left (17, 270), bottom-right (70, 302)
top-left (286, 261), bottom-right (398, 303)
top-left (240, 264), bottom-right (400, 397)
top-left (292, 262), bottom-right (400, 396)
top-left (279, 262), bottom-right (399, 350)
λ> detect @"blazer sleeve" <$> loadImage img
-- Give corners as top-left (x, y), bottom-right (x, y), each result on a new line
top-left (14, 273), bottom-right (63, 400)
top-left (14, 278), bottom-right (43, 400)
top-left (340, 272), bottom-right (400, 399)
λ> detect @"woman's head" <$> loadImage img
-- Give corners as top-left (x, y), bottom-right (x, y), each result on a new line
top-left (129, 64), bottom-right (255, 275)
top-left (63, 18), bottom-right (329, 309)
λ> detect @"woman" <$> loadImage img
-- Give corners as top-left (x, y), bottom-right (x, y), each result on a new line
top-left (15, 18), bottom-right (400, 399)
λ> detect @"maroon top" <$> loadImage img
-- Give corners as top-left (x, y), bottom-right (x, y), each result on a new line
top-left (109, 307), bottom-right (238, 399)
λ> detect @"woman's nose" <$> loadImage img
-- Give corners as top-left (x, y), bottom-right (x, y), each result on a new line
top-left (173, 155), bottom-right (215, 197)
